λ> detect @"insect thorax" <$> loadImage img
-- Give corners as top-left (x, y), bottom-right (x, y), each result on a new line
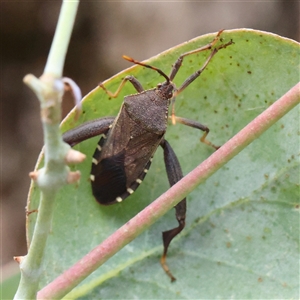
top-left (124, 89), bottom-right (169, 134)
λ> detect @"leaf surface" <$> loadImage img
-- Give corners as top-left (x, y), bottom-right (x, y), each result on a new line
top-left (27, 29), bottom-right (299, 299)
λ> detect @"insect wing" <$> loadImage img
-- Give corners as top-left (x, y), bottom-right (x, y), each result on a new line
top-left (91, 106), bottom-right (163, 204)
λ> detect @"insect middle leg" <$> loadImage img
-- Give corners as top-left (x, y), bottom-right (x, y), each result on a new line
top-left (171, 116), bottom-right (220, 150)
top-left (160, 139), bottom-right (186, 282)
top-left (99, 75), bottom-right (144, 97)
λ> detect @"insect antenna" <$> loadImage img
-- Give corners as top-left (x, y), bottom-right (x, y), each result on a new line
top-left (123, 55), bottom-right (170, 83)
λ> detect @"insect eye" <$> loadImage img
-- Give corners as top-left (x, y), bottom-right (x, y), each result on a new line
top-left (168, 89), bottom-right (174, 98)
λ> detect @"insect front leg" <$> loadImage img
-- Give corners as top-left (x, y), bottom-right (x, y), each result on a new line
top-left (171, 116), bottom-right (220, 150)
top-left (160, 139), bottom-right (186, 282)
top-left (169, 31), bottom-right (233, 119)
top-left (169, 29), bottom-right (226, 81)
top-left (62, 117), bottom-right (115, 146)
top-left (99, 75), bottom-right (144, 97)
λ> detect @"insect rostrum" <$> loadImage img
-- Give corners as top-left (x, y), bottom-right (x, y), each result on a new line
top-left (63, 30), bottom-right (233, 282)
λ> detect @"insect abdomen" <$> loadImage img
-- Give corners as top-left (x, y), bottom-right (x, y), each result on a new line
top-left (91, 150), bottom-right (127, 205)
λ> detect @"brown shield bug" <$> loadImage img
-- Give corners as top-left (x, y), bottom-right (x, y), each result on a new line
top-left (63, 30), bottom-right (233, 281)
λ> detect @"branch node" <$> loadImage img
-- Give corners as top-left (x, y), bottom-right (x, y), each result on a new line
top-left (67, 170), bottom-right (81, 184)
top-left (14, 256), bottom-right (25, 264)
top-left (65, 149), bottom-right (86, 164)
top-left (29, 171), bottom-right (39, 181)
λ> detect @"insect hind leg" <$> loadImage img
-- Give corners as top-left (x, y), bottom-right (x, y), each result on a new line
top-left (160, 139), bottom-right (186, 282)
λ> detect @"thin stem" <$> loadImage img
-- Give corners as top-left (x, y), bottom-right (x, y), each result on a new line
top-left (44, 1), bottom-right (79, 77)
top-left (37, 83), bottom-right (299, 299)
top-left (14, 1), bottom-right (80, 299)
top-left (14, 191), bottom-right (56, 298)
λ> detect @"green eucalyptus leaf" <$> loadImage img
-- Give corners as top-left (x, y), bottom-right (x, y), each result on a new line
top-left (27, 29), bottom-right (299, 299)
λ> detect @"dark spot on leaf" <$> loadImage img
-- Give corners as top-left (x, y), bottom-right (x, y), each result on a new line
top-left (271, 186), bottom-right (277, 193)
top-left (258, 277), bottom-right (263, 283)
top-left (210, 222), bottom-right (215, 228)
top-left (194, 217), bottom-right (201, 223)
top-left (247, 71), bottom-right (252, 74)
top-left (226, 242), bottom-right (231, 248)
